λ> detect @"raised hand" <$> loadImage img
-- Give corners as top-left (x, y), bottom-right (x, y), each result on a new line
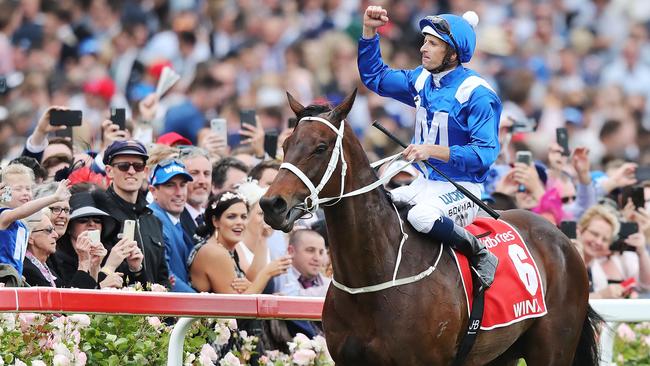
top-left (263, 255), bottom-right (293, 278)
top-left (127, 245), bottom-right (144, 273)
top-left (54, 179), bottom-right (71, 202)
top-left (571, 147), bottom-right (591, 184)
top-left (239, 115), bottom-right (265, 158)
top-left (138, 93), bottom-right (159, 122)
top-left (101, 119), bottom-right (130, 148)
top-left (363, 6), bottom-right (389, 38)
top-left (104, 237), bottom-right (137, 272)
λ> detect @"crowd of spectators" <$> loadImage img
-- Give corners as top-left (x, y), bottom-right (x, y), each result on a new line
top-left (2, 0), bottom-right (650, 353)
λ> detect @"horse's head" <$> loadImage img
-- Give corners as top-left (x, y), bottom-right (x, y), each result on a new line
top-left (260, 89), bottom-right (357, 232)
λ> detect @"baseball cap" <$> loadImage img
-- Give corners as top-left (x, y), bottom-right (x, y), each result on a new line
top-left (83, 77), bottom-right (116, 103)
top-left (103, 140), bottom-right (149, 165)
top-left (157, 132), bottom-right (192, 147)
top-left (150, 159), bottom-right (193, 186)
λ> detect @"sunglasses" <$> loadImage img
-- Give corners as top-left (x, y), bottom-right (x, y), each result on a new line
top-left (150, 158), bottom-right (187, 180)
top-left (75, 217), bottom-right (103, 225)
top-left (112, 161), bottom-right (146, 172)
top-left (49, 206), bottom-right (70, 215)
top-left (33, 226), bottom-right (56, 234)
top-left (561, 196), bottom-right (576, 204)
top-left (424, 16), bottom-right (459, 54)
top-left (177, 145), bottom-right (209, 159)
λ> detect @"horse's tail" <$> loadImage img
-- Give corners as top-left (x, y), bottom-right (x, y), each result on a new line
top-left (572, 305), bottom-right (604, 366)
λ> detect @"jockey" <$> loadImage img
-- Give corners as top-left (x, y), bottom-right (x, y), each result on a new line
top-left (358, 6), bottom-right (501, 289)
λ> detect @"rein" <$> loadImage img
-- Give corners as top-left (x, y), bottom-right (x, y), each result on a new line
top-left (279, 116), bottom-right (443, 294)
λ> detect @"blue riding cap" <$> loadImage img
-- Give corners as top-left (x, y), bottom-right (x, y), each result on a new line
top-left (419, 12), bottom-right (478, 63)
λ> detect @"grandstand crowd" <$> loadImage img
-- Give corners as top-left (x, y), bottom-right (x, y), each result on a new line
top-left (2, 0), bottom-right (650, 351)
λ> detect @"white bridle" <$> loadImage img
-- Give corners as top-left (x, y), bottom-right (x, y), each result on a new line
top-left (279, 116), bottom-right (442, 294)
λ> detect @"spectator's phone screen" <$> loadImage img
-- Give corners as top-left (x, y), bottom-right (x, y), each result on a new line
top-left (110, 108), bottom-right (126, 130)
top-left (0, 186), bottom-right (11, 203)
top-left (210, 118), bottom-right (228, 141)
top-left (515, 151), bottom-right (533, 166)
top-left (50, 110), bottom-right (82, 126)
top-left (88, 230), bottom-right (100, 244)
top-left (264, 131), bottom-right (279, 159)
top-left (240, 109), bottom-right (256, 127)
top-left (621, 186), bottom-right (645, 210)
top-left (556, 127), bottom-right (570, 156)
top-left (123, 220), bottom-right (136, 241)
top-left (609, 222), bottom-right (638, 252)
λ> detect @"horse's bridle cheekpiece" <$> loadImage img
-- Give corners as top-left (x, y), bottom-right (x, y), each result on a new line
top-left (279, 116), bottom-right (444, 294)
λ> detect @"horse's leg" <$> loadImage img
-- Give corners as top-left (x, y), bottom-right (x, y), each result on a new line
top-left (479, 338), bottom-right (523, 366)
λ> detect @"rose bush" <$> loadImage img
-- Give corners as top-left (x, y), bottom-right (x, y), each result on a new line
top-left (0, 313), bottom-right (334, 366)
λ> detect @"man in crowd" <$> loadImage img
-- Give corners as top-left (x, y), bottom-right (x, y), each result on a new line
top-left (178, 146), bottom-right (212, 238)
top-left (275, 229), bottom-right (330, 337)
top-left (148, 159), bottom-right (196, 292)
top-left (211, 157), bottom-right (248, 196)
top-left (101, 140), bottom-right (170, 288)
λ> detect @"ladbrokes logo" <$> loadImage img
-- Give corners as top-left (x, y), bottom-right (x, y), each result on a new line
top-left (480, 230), bottom-right (516, 248)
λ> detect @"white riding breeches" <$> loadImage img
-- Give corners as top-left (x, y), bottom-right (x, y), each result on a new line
top-left (390, 175), bottom-right (482, 233)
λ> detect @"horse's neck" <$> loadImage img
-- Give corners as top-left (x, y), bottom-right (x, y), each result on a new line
top-left (323, 146), bottom-right (402, 288)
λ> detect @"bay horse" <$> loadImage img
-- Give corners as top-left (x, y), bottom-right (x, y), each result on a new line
top-left (260, 89), bottom-right (601, 365)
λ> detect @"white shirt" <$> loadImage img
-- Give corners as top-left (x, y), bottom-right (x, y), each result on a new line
top-left (275, 267), bottom-right (331, 297)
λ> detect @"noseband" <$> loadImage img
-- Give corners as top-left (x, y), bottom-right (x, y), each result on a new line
top-left (279, 116), bottom-right (347, 213)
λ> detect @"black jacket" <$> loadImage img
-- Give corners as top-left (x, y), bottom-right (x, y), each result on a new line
top-left (29, 250), bottom-right (97, 289)
top-left (180, 208), bottom-right (199, 243)
top-left (99, 186), bottom-right (170, 288)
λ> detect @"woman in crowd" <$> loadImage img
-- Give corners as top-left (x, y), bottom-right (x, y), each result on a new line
top-left (34, 182), bottom-right (70, 239)
top-left (577, 204), bottom-right (650, 298)
top-left (23, 208), bottom-right (100, 288)
top-left (49, 190), bottom-right (137, 289)
top-left (234, 179), bottom-right (284, 285)
top-left (23, 210), bottom-right (62, 287)
top-left (188, 191), bottom-right (291, 294)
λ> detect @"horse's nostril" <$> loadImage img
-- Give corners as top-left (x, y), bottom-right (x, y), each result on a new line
top-left (260, 196), bottom-right (287, 215)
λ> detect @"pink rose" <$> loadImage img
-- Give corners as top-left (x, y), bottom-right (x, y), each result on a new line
top-left (75, 350), bottom-right (87, 366)
top-left (68, 314), bottom-right (91, 328)
top-left (292, 349), bottom-right (316, 366)
top-left (147, 316), bottom-right (162, 328)
top-left (150, 283), bottom-right (168, 292)
top-left (53, 354), bottom-right (71, 366)
top-left (617, 323), bottom-right (636, 342)
top-left (218, 352), bottom-right (241, 366)
top-left (199, 344), bottom-right (218, 365)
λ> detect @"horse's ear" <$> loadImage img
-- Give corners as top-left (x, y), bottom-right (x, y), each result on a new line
top-left (328, 88), bottom-right (357, 122)
top-left (287, 92), bottom-right (305, 116)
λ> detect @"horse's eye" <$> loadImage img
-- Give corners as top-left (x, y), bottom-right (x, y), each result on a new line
top-left (315, 144), bottom-right (328, 154)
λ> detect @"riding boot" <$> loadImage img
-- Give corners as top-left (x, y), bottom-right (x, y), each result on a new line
top-left (423, 216), bottom-right (498, 290)
top-left (446, 224), bottom-right (498, 290)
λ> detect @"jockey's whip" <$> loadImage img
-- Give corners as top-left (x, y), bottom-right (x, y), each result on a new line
top-left (372, 121), bottom-right (500, 219)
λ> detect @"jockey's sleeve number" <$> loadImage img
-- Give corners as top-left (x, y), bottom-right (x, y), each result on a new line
top-left (508, 244), bottom-right (539, 296)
